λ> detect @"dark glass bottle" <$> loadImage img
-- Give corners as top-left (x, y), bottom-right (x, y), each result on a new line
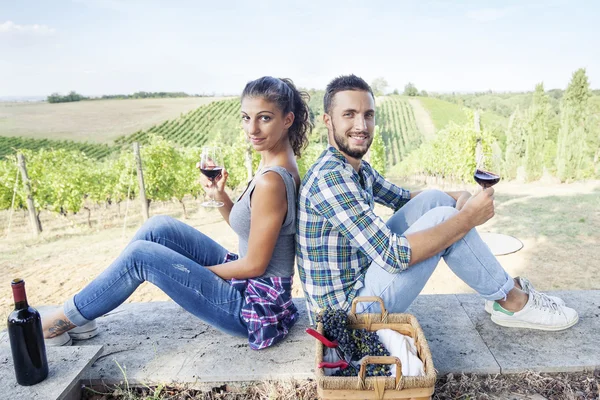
top-left (7, 278), bottom-right (49, 386)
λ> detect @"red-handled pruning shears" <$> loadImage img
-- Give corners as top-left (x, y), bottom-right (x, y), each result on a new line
top-left (306, 328), bottom-right (351, 369)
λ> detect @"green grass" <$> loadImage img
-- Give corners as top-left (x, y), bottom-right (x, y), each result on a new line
top-left (417, 96), bottom-right (470, 130)
top-left (492, 190), bottom-right (600, 241)
top-left (417, 96), bottom-right (508, 146)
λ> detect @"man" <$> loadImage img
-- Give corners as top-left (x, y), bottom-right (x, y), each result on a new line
top-left (296, 74), bottom-right (577, 331)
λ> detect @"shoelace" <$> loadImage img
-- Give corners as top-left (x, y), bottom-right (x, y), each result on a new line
top-left (520, 277), bottom-right (563, 312)
top-left (518, 277), bottom-right (534, 293)
top-left (531, 291), bottom-right (560, 313)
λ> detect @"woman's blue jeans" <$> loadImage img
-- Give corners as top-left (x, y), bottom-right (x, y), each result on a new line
top-left (63, 215), bottom-right (247, 337)
top-left (356, 190), bottom-right (514, 313)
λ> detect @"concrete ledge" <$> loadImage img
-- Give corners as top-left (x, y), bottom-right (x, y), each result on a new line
top-left (2, 291), bottom-right (598, 394)
top-left (0, 344), bottom-right (103, 400)
top-left (406, 294), bottom-right (500, 374)
top-left (77, 301), bottom-right (314, 385)
top-left (457, 290), bottom-right (600, 373)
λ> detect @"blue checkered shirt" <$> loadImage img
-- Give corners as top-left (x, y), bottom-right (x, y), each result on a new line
top-left (296, 146), bottom-right (412, 323)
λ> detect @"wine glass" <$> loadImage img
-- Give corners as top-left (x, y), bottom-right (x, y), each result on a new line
top-left (472, 143), bottom-right (522, 256)
top-left (473, 144), bottom-right (500, 189)
top-left (199, 146), bottom-right (224, 208)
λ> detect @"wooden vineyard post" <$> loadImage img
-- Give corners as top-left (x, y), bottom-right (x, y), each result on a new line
top-left (474, 110), bottom-right (483, 169)
top-left (16, 153), bottom-right (42, 237)
top-left (133, 142), bottom-right (150, 221)
top-left (474, 110), bottom-right (481, 133)
top-left (244, 140), bottom-right (254, 182)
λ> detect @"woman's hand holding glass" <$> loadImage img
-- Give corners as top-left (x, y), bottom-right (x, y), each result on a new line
top-left (198, 146), bottom-right (226, 208)
top-left (197, 163), bottom-right (228, 194)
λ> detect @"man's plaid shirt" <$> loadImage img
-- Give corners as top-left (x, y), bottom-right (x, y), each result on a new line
top-left (296, 146), bottom-right (412, 323)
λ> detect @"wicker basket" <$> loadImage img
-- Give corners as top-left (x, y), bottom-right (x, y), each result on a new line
top-left (315, 296), bottom-right (436, 399)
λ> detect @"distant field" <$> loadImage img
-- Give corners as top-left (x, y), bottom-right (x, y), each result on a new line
top-left (115, 98), bottom-right (241, 148)
top-left (0, 97), bottom-right (242, 159)
top-left (0, 97), bottom-right (228, 143)
top-left (0, 136), bottom-right (117, 159)
top-left (378, 96), bottom-right (425, 166)
top-left (417, 96), bottom-right (508, 146)
top-left (417, 97), bottom-right (470, 130)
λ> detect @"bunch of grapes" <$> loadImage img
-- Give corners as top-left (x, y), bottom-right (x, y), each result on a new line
top-left (365, 364), bottom-right (390, 377)
top-left (318, 309), bottom-right (391, 377)
top-left (352, 329), bottom-right (390, 358)
top-left (351, 328), bottom-right (391, 377)
top-left (332, 365), bottom-right (358, 377)
top-left (317, 308), bottom-right (358, 357)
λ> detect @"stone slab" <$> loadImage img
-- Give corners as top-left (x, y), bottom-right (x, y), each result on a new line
top-left (77, 296), bottom-right (500, 384)
top-left (76, 301), bottom-right (315, 384)
top-left (457, 290), bottom-right (600, 373)
top-left (2, 291), bottom-right (597, 390)
top-left (0, 344), bottom-right (103, 400)
top-left (406, 294), bottom-right (501, 375)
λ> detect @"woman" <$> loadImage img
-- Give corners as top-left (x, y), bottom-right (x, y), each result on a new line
top-left (42, 76), bottom-right (312, 350)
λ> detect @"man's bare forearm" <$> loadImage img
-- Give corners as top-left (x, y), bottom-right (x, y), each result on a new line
top-left (410, 190), bottom-right (468, 201)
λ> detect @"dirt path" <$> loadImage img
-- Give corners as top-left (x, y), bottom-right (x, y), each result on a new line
top-left (408, 98), bottom-right (436, 140)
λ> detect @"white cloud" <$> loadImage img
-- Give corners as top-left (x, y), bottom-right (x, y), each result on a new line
top-left (0, 21), bottom-right (56, 35)
top-left (466, 7), bottom-right (519, 23)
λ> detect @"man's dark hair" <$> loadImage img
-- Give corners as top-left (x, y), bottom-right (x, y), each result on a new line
top-left (324, 74), bottom-right (374, 114)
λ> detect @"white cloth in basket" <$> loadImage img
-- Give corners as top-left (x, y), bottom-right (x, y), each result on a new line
top-left (377, 329), bottom-right (425, 377)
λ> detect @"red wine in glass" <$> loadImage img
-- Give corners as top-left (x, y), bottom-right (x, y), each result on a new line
top-left (474, 169), bottom-right (500, 188)
top-left (200, 147), bottom-right (224, 208)
top-left (200, 167), bottom-right (223, 180)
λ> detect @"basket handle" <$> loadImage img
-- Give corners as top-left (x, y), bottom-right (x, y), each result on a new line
top-left (350, 296), bottom-right (388, 321)
top-left (358, 356), bottom-right (403, 390)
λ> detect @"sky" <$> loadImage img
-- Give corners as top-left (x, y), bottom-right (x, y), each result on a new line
top-left (1, 0), bottom-right (598, 97)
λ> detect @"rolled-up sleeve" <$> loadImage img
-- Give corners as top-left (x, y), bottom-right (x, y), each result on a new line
top-left (370, 168), bottom-right (411, 210)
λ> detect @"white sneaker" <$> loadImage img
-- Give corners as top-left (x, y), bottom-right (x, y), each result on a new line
top-left (45, 332), bottom-right (73, 347)
top-left (44, 320), bottom-right (98, 346)
top-left (69, 320), bottom-right (98, 340)
top-left (485, 276), bottom-right (565, 314)
top-left (490, 290), bottom-right (578, 331)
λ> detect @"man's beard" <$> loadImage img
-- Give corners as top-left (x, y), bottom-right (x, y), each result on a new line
top-left (332, 123), bottom-right (372, 159)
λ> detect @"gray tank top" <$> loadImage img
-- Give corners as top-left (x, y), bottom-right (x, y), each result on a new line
top-left (229, 166), bottom-right (297, 278)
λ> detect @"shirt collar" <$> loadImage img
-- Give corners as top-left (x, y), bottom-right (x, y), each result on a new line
top-left (326, 146), bottom-right (367, 174)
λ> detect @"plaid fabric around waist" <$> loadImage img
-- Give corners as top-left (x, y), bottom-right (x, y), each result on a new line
top-left (225, 253), bottom-right (299, 350)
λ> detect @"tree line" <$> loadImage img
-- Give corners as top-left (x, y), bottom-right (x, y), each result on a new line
top-left (46, 91), bottom-right (210, 103)
top-left (392, 68), bottom-right (599, 183)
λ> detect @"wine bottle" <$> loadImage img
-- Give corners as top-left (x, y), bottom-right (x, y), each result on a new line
top-left (7, 278), bottom-right (49, 386)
